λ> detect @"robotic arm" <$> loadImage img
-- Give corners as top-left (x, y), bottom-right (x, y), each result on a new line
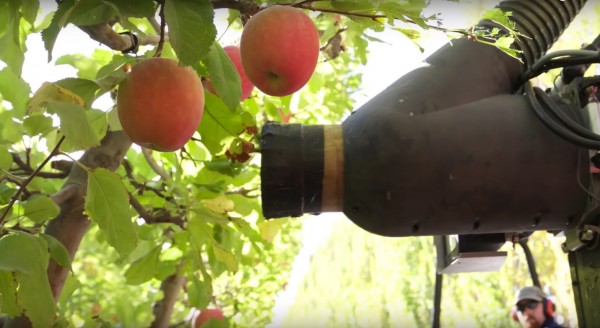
top-left (260, 0), bottom-right (600, 326)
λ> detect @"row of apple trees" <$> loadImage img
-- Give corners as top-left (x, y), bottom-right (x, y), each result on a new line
top-left (0, 0), bottom-right (514, 327)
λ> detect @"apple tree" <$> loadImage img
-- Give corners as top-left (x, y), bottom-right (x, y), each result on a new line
top-left (0, 0), bottom-right (514, 327)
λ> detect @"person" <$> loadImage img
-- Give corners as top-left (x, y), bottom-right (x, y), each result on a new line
top-left (514, 286), bottom-right (564, 328)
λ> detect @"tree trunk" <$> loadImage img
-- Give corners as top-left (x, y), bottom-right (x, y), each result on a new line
top-left (150, 273), bottom-right (186, 328)
top-left (2, 131), bottom-right (132, 327)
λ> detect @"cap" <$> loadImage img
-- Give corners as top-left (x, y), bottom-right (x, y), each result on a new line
top-left (515, 286), bottom-right (545, 304)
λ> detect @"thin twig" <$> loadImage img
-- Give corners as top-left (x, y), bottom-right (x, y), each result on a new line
top-left (142, 148), bottom-right (171, 181)
top-left (11, 153), bottom-right (71, 179)
top-left (281, 0), bottom-right (476, 38)
top-left (130, 194), bottom-right (184, 227)
top-left (122, 160), bottom-right (171, 199)
top-left (0, 137), bottom-right (66, 226)
top-left (154, 2), bottom-right (167, 58)
top-left (147, 16), bottom-right (161, 34)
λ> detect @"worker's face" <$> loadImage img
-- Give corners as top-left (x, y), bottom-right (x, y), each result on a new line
top-left (517, 300), bottom-right (546, 328)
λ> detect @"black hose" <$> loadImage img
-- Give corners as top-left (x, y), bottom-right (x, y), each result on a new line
top-left (519, 239), bottom-right (541, 288)
top-left (534, 88), bottom-right (600, 142)
top-left (525, 82), bottom-right (600, 150)
top-left (476, 0), bottom-right (588, 69)
top-left (432, 273), bottom-right (443, 328)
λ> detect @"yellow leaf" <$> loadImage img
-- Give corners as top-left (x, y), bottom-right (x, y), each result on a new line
top-left (28, 82), bottom-right (85, 114)
top-left (212, 242), bottom-right (238, 272)
top-left (201, 195), bottom-right (234, 214)
top-left (258, 220), bottom-right (284, 243)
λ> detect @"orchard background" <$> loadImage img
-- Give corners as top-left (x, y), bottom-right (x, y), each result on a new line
top-left (0, 0), bottom-right (599, 327)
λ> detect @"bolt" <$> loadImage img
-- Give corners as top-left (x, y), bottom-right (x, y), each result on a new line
top-left (580, 229), bottom-right (596, 242)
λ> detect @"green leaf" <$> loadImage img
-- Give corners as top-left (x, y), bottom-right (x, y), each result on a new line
top-left (23, 114), bottom-right (54, 137)
top-left (198, 93), bottom-right (248, 154)
top-left (0, 233), bottom-right (43, 273)
top-left (0, 147), bottom-right (12, 171)
top-left (56, 273), bottom-right (81, 310)
top-left (23, 195), bottom-right (60, 223)
top-left (204, 42), bottom-right (241, 111)
top-left (124, 245), bottom-right (161, 285)
top-left (0, 2), bottom-right (10, 37)
top-left (15, 267), bottom-right (56, 328)
top-left (0, 233), bottom-right (56, 327)
top-left (0, 64), bottom-right (31, 117)
top-left (47, 102), bottom-right (101, 151)
top-left (330, 0), bottom-right (376, 12)
top-left (105, 0), bottom-right (156, 17)
top-left (0, 111), bottom-right (21, 145)
top-left (86, 168), bottom-right (137, 257)
top-left (164, 0), bottom-right (216, 66)
top-left (0, 2), bottom-right (25, 75)
top-left (20, 0), bottom-right (40, 26)
top-left (481, 8), bottom-right (516, 31)
top-left (87, 108), bottom-right (109, 141)
top-left (41, 0), bottom-right (75, 62)
top-left (67, 0), bottom-right (118, 26)
top-left (0, 271), bottom-right (21, 316)
top-left (212, 242), bottom-right (238, 272)
top-left (187, 275), bottom-right (210, 309)
top-left (28, 82), bottom-right (85, 114)
top-left (204, 318), bottom-right (229, 328)
top-left (40, 233), bottom-right (73, 271)
top-left (55, 78), bottom-right (102, 108)
top-left (187, 215), bottom-right (213, 245)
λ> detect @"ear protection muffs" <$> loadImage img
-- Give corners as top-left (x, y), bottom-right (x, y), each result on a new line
top-left (511, 307), bottom-right (519, 322)
top-left (511, 298), bottom-right (556, 322)
top-left (542, 298), bottom-right (556, 318)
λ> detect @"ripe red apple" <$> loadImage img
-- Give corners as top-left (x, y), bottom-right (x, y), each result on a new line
top-left (195, 308), bottom-right (224, 327)
top-left (240, 5), bottom-right (320, 96)
top-left (205, 45), bottom-right (254, 101)
top-left (117, 57), bottom-right (205, 152)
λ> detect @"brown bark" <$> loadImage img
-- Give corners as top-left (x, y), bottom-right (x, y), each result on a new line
top-left (150, 273), bottom-right (186, 328)
top-left (46, 131), bottom-right (132, 300)
top-left (2, 131), bottom-right (132, 327)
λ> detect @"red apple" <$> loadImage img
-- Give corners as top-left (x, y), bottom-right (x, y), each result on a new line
top-left (195, 308), bottom-right (224, 327)
top-left (117, 57), bottom-right (204, 152)
top-left (205, 45), bottom-right (254, 101)
top-left (240, 5), bottom-right (320, 96)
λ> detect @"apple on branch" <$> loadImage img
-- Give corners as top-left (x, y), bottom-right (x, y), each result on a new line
top-left (117, 57), bottom-right (205, 152)
top-left (204, 45), bottom-right (255, 101)
top-left (240, 5), bottom-right (320, 97)
top-left (194, 308), bottom-right (224, 327)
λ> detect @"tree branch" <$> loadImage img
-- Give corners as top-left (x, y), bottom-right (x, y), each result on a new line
top-left (142, 148), bottom-right (171, 182)
top-left (130, 195), bottom-right (184, 228)
top-left (154, 2), bottom-right (167, 58)
top-left (122, 160), bottom-right (171, 199)
top-left (3, 132), bottom-right (132, 328)
top-left (150, 270), bottom-right (186, 328)
top-left (11, 153), bottom-right (71, 177)
top-left (51, 184), bottom-right (79, 206)
top-left (43, 132), bottom-right (132, 302)
top-left (0, 137), bottom-right (65, 226)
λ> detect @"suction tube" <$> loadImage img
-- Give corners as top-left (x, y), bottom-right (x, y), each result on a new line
top-left (477, 0), bottom-right (587, 68)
